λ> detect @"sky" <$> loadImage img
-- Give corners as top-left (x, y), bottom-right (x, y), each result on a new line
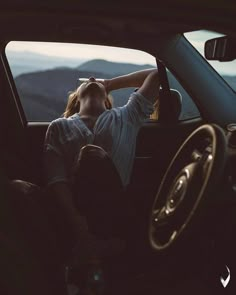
top-left (6, 30), bottom-right (236, 76)
top-left (6, 41), bottom-right (156, 66)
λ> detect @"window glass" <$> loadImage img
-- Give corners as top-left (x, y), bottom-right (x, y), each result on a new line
top-left (6, 41), bottom-right (199, 122)
top-left (185, 30), bottom-right (236, 92)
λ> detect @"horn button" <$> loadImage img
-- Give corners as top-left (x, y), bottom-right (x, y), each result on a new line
top-left (166, 173), bottom-right (188, 213)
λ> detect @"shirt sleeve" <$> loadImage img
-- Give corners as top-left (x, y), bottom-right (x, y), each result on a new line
top-left (44, 121), bottom-right (62, 155)
top-left (123, 92), bottom-right (154, 125)
top-left (43, 121), bottom-right (68, 186)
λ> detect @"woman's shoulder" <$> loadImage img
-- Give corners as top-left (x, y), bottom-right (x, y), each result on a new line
top-left (48, 117), bottom-right (65, 127)
top-left (47, 117), bottom-right (70, 134)
top-left (50, 113), bottom-right (79, 125)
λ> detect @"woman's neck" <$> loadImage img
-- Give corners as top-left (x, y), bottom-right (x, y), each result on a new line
top-left (79, 98), bottom-right (106, 118)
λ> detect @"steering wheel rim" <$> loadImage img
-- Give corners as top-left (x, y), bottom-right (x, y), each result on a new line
top-left (149, 124), bottom-right (227, 251)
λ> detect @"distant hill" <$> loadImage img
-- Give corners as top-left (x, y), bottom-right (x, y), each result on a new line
top-left (15, 67), bottom-right (108, 121)
top-left (78, 59), bottom-right (153, 76)
top-left (13, 59), bottom-right (205, 121)
top-left (14, 60), bottom-right (147, 121)
top-left (6, 50), bottom-right (85, 76)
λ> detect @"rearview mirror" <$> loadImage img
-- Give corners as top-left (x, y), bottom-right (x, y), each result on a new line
top-left (204, 36), bottom-right (236, 61)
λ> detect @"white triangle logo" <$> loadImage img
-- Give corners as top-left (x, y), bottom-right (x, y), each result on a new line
top-left (220, 265), bottom-right (230, 288)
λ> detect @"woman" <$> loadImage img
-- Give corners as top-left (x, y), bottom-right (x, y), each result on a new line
top-left (43, 68), bottom-right (160, 274)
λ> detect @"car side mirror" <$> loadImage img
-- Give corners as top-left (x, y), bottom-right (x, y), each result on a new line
top-left (204, 36), bottom-right (236, 61)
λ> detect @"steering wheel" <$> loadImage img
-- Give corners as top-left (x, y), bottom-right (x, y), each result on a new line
top-left (149, 124), bottom-right (227, 251)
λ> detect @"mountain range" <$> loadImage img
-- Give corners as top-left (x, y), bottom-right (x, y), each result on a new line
top-left (6, 50), bottom-right (85, 77)
top-left (14, 58), bottom-right (234, 121)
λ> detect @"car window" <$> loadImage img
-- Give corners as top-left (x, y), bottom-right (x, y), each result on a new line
top-left (184, 30), bottom-right (236, 92)
top-left (6, 41), bottom-right (199, 122)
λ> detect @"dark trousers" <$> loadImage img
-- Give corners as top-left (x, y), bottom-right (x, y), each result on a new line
top-left (72, 144), bottom-right (131, 239)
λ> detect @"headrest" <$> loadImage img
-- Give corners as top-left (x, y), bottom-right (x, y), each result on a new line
top-left (158, 88), bottom-right (182, 122)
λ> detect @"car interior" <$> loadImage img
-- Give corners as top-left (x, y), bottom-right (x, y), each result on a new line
top-left (0, 2), bottom-right (236, 295)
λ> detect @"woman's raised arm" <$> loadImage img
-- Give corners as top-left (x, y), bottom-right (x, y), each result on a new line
top-left (105, 68), bottom-right (160, 103)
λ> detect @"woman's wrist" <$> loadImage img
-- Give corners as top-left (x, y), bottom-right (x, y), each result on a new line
top-left (104, 78), bottom-right (112, 93)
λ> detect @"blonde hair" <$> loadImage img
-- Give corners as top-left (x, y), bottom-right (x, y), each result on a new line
top-left (63, 90), bottom-right (113, 118)
top-left (150, 98), bottom-right (160, 120)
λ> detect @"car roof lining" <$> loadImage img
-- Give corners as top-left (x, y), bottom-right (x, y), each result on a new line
top-left (0, 12), bottom-right (203, 61)
top-left (0, 11), bottom-right (200, 40)
top-left (0, 7), bottom-right (235, 52)
top-left (0, 1), bottom-right (236, 37)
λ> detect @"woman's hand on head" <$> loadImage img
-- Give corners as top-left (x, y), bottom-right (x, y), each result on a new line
top-left (96, 79), bottom-right (110, 93)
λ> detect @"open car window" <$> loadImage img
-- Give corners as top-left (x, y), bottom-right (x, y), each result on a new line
top-left (6, 41), bottom-right (199, 122)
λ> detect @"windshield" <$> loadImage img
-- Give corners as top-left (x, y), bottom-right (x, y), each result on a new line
top-left (184, 30), bottom-right (236, 92)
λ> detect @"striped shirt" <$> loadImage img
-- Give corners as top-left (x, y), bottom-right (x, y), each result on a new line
top-left (44, 92), bottom-right (153, 187)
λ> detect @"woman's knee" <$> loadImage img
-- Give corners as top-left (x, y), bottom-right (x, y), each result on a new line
top-left (74, 144), bottom-right (123, 193)
top-left (74, 145), bottom-right (111, 186)
top-left (78, 145), bottom-right (108, 161)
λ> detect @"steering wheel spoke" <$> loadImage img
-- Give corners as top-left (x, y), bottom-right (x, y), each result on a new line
top-left (152, 206), bottom-right (171, 229)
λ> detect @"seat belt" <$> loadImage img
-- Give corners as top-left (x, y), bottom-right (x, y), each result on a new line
top-left (156, 59), bottom-right (178, 123)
